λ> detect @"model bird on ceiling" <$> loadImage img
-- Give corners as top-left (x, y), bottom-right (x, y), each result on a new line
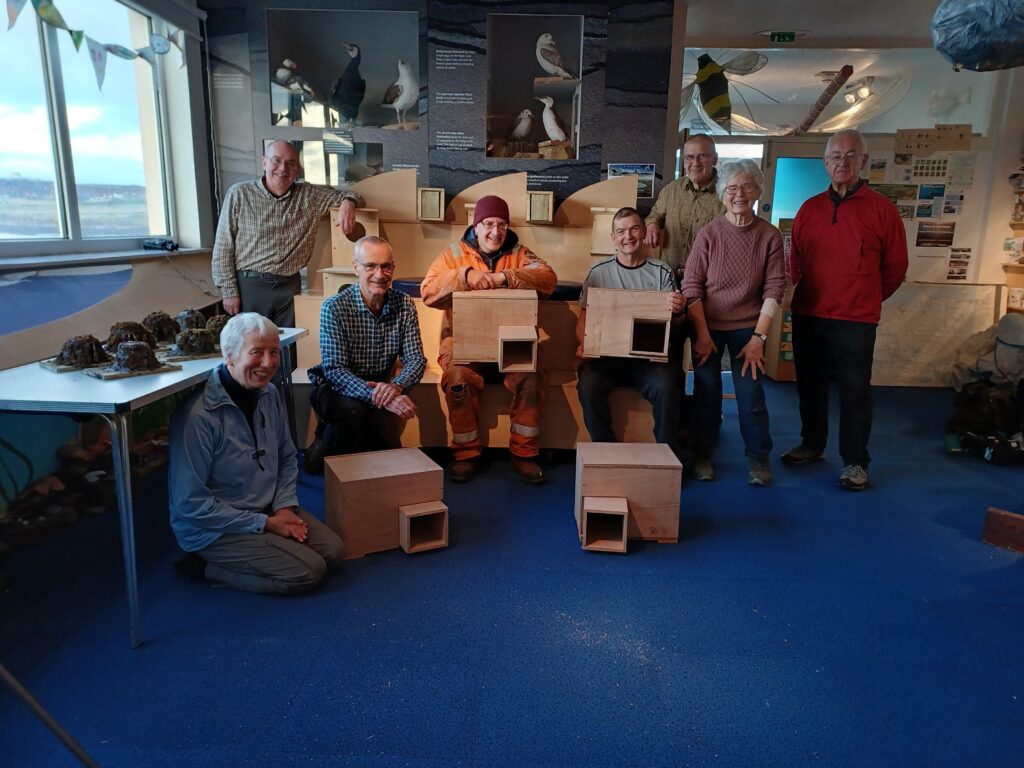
top-left (272, 58), bottom-right (316, 99)
top-left (679, 51), bottom-right (771, 134)
top-left (381, 58), bottom-right (419, 126)
top-left (536, 33), bottom-right (577, 79)
top-left (508, 108), bottom-right (534, 141)
top-left (330, 43), bottom-right (365, 126)
top-left (535, 96), bottom-right (567, 142)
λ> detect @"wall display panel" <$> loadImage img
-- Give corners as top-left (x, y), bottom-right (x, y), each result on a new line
top-left (484, 15), bottom-right (583, 160)
top-left (204, 1), bottom-right (671, 216)
top-left (266, 9), bottom-right (420, 130)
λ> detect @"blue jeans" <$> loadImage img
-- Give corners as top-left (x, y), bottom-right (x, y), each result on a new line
top-left (791, 314), bottom-right (876, 468)
top-left (691, 326), bottom-right (772, 460)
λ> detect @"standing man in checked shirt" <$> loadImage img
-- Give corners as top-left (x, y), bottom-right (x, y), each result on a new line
top-left (212, 140), bottom-right (363, 328)
top-left (303, 236), bottom-right (426, 474)
top-left (644, 134), bottom-right (726, 278)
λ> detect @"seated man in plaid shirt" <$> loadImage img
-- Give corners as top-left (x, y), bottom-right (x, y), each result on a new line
top-left (304, 236), bottom-right (427, 473)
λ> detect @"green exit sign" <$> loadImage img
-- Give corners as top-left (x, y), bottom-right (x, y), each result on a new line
top-left (770, 31), bottom-right (796, 43)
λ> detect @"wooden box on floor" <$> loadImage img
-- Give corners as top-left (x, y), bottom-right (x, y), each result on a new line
top-left (452, 290), bottom-right (538, 365)
top-left (982, 507), bottom-right (1024, 553)
top-left (580, 496), bottom-right (628, 553)
top-left (582, 288), bottom-right (671, 362)
top-left (574, 442), bottom-right (681, 543)
top-left (325, 448), bottom-right (443, 559)
top-left (399, 500), bottom-right (449, 553)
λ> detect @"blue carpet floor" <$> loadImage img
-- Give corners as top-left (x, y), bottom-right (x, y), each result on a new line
top-left (1, 382), bottom-right (1022, 767)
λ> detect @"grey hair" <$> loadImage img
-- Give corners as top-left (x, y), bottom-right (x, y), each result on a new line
top-left (220, 312), bottom-right (280, 360)
top-left (684, 133), bottom-right (718, 154)
top-left (824, 129), bottom-right (868, 157)
top-left (353, 235), bottom-right (393, 262)
top-left (716, 159), bottom-right (764, 199)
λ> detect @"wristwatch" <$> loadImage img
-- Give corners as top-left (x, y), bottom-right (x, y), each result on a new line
top-left (752, 332), bottom-right (768, 343)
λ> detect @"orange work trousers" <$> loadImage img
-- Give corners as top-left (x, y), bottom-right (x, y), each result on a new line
top-left (439, 339), bottom-right (547, 460)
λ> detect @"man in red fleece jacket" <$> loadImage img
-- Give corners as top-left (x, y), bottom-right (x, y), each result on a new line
top-left (784, 129), bottom-right (908, 491)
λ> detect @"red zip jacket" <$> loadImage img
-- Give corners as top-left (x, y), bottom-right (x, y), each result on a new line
top-left (789, 183), bottom-right (908, 324)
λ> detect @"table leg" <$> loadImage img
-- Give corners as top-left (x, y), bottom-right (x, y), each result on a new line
top-left (101, 413), bottom-right (141, 649)
top-left (280, 343), bottom-right (298, 448)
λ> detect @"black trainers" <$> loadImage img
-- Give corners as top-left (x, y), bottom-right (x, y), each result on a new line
top-left (303, 437), bottom-right (326, 475)
top-left (781, 444), bottom-right (826, 466)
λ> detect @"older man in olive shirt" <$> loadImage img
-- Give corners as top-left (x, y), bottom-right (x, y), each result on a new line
top-left (644, 134), bottom-right (726, 280)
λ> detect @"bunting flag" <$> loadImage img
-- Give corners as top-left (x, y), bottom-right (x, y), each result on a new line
top-left (9, 0), bottom-right (181, 90)
top-left (7, 0), bottom-right (29, 30)
top-left (104, 43), bottom-right (136, 60)
top-left (85, 35), bottom-right (107, 89)
top-left (30, 0), bottom-right (82, 49)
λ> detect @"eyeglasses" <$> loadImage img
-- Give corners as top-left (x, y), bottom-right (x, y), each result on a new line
top-left (724, 183), bottom-right (758, 195)
top-left (683, 152), bottom-right (715, 163)
top-left (266, 157), bottom-right (299, 170)
top-left (478, 221), bottom-right (508, 232)
top-left (825, 151), bottom-right (864, 163)
top-left (356, 261), bottom-right (395, 274)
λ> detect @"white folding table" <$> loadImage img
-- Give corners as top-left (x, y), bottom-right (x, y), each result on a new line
top-left (0, 328), bottom-right (307, 647)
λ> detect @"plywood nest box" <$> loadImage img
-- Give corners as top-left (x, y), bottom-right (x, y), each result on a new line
top-left (574, 442), bottom-right (682, 548)
top-left (325, 448), bottom-right (446, 559)
top-left (582, 288), bottom-right (671, 362)
top-left (579, 496), bottom-right (628, 553)
top-left (329, 207), bottom-right (380, 267)
top-left (452, 289), bottom-right (539, 371)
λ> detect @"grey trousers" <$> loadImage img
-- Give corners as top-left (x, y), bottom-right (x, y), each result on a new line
top-left (199, 508), bottom-right (343, 594)
top-left (236, 270), bottom-right (301, 328)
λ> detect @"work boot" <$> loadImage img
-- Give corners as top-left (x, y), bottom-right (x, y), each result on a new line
top-left (511, 457), bottom-right (545, 485)
top-left (449, 457), bottom-right (479, 483)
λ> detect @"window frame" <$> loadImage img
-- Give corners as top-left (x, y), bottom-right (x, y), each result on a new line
top-left (0, 4), bottom-right (174, 259)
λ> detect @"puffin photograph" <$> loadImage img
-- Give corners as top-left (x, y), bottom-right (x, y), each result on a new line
top-left (329, 43), bottom-right (365, 126)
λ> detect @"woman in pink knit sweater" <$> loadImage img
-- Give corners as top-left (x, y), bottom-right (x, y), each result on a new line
top-left (681, 159), bottom-right (786, 485)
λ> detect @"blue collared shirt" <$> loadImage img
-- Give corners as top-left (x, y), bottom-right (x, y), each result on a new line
top-left (313, 285), bottom-right (426, 402)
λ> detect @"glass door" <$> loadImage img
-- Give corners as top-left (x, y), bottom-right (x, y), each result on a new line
top-left (760, 137), bottom-right (830, 225)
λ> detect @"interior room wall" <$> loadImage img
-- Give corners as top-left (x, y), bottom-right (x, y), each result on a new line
top-left (201, 0), bottom-right (674, 216)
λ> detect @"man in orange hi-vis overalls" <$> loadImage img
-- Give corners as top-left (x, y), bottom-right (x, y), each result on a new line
top-left (420, 195), bottom-right (557, 484)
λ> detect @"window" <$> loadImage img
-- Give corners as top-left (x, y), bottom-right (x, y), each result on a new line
top-left (0, 0), bottom-right (170, 256)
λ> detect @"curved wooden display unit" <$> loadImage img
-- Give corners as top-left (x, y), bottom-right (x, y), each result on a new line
top-left (296, 169), bottom-right (674, 450)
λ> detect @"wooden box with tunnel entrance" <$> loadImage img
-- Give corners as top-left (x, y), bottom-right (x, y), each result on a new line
top-left (582, 288), bottom-right (671, 363)
top-left (452, 290), bottom-right (538, 366)
top-left (325, 448), bottom-right (443, 559)
top-left (580, 496), bottom-right (628, 553)
top-left (574, 442), bottom-right (681, 544)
